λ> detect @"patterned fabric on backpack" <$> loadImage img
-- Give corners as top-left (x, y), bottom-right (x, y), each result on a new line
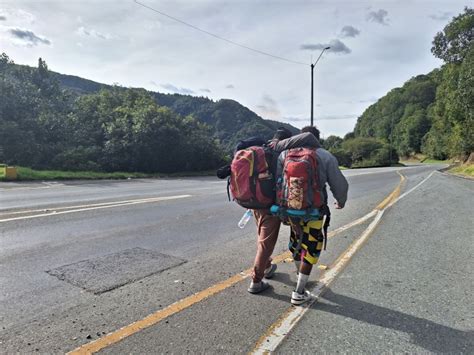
top-left (276, 147), bottom-right (322, 211)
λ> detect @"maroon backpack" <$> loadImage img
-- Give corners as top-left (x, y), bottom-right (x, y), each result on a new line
top-left (229, 146), bottom-right (275, 209)
top-left (276, 147), bottom-right (322, 210)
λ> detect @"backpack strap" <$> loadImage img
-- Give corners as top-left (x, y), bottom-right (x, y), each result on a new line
top-left (226, 176), bottom-right (231, 201)
top-left (249, 149), bottom-right (259, 197)
top-left (321, 214), bottom-right (328, 250)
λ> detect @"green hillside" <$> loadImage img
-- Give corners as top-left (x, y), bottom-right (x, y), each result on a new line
top-left (51, 68), bottom-right (299, 152)
top-left (0, 55), bottom-right (226, 173)
top-left (0, 55), bottom-right (299, 173)
top-left (353, 7), bottom-right (473, 160)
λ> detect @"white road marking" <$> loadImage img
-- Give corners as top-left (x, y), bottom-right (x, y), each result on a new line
top-left (328, 210), bottom-right (377, 236)
top-left (252, 169), bottom-right (436, 354)
top-left (253, 210), bottom-right (385, 354)
top-left (389, 171), bottom-right (435, 206)
top-left (0, 185), bottom-right (72, 192)
top-left (42, 182), bottom-right (65, 186)
top-left (0, 196), bottom-right (190, 217)
top-left (343, 167), bottom-right (406, 177)
top-left (0, 195), bottom-right (191, 223)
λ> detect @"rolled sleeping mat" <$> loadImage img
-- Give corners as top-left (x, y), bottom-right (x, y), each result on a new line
top-left (270, 205), bottom-right (320, 220)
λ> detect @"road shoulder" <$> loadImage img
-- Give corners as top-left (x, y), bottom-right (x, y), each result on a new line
top-left (276, 172), bottom-right (474, 353)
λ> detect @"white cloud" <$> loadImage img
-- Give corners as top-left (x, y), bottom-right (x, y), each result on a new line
top-left (147, 20), bottom-right (162, 30)
top-left (317, 114), bottom-right (358, 121)
top-left (429, 12), bottom-right (452, 21)
top-left (76, 26), bottom-right (113, 40)
top-left (255, 94), bottom-right (281, 119)
top-left (285, 114), bottom-right (357, 122)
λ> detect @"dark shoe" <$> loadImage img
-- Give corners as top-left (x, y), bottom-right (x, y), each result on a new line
top-left (247, 280), bottom-right (270, 294)
top-left (264, 263), bottom-right (277, 279)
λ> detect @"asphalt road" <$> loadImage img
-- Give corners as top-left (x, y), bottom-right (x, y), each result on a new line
top-left (0, 164), bottom-right (471, 354)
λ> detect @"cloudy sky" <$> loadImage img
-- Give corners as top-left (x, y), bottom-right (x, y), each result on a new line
top-left (0, 0), bottom-right (468, 137)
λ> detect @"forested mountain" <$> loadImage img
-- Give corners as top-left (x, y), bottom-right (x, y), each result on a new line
top-left (0, 55), bottom-right (226, 172)
top-left (353, 7), bottom-right (473, 160)
top-left (51, 68), bottom-right (299, 152)
top-left (150, 94), bottom-right (299, 152)
top-left (0, 55), bottom-right (298, 173)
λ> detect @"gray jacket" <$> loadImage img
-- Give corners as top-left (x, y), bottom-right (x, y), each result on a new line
top-left (272, 132), bottom-right (320, 153)
top-left (275, 134), bottom-right (348, 207)
top-left (314, 148), bottom-right (348, 208)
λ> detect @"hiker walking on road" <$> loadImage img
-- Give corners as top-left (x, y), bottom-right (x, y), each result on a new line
top-left (248, 129), bottom-right (322, 293)
top-left (218, 127), bottom-right (323, 294)
top-left (246, 128), bottom-right (291, 293)
top-left (277, 126), bottom-right (348, 305)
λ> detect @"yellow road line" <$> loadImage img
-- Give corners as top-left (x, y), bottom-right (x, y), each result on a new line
top-left (252, 210), bottom-right (386, 354)
top-left (66, 222), bottom-right (355, 355)
top-left (69, 172), bottom-right (406, 354)
top-left (252, 172), bottom-right (407, 353)
top-left (69, 250), bottom-right (292, 355)
top-left (69, 272), bottom-right (249, 355)
top-left (375, 171), bottom-right (405, 210)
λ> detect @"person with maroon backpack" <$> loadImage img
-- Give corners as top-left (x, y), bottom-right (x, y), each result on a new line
top-left (275, 125), bottom-right (348, 305)
top-left (218, 128), bottom-right (321, 294)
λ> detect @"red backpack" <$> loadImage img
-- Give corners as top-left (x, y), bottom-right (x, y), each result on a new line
top-left (276, 147), bottom-right (322, 211)
top-left (229, 146), bottom-right (275, 209)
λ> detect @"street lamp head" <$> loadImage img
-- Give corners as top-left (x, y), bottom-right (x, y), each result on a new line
top-left (325, 46), bottom-right (331, 50)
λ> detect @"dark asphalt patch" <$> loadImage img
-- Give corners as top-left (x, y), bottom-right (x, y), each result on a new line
top-left (46, 248), bottom-right (186, 294)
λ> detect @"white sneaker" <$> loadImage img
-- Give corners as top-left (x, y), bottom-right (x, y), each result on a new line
top-left (248, 280), bottom-right (270, 294)
top-left (264, 263), bottom-right (277, 279)
top-left (291, 289), bottom-right (312, 305)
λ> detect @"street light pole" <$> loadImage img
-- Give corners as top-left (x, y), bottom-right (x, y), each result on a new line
top-left (311, 63), bottom-right (314, 126)
top-left (310, 46), bottom-right (330, 127)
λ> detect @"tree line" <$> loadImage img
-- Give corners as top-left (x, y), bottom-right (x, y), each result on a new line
top-left (1, 7), bottom-right (471, 173)
top-left (0, 55), bottom-right (226, 173)
top-left (352, 7), bottom-right (473, 161)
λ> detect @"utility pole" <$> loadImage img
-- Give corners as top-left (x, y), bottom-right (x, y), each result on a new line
top-left (389, 117), bottom-right (394, 165)
top-left (310, 46), bottom-right (330, 127)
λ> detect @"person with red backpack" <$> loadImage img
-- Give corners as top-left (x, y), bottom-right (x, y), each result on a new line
top-left (219, 128), bottom-right (321, 294)
top-left (275, 125), bottom-right (348, 305)
top-left (246, 128), bottom-right (292, 294)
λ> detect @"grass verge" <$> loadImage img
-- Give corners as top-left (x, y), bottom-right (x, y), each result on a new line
top-left (399, 154), bottom-right (452, 165)
top-left (448, 164), bottom-right (474, 178)
top-left (0, 166), bottom-right (215, 181)
top-left (422, 158), bottom-right (451, 164)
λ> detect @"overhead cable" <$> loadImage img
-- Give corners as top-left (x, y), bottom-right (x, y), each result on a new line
top-left (134, 0), bottom-right (308, 66)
